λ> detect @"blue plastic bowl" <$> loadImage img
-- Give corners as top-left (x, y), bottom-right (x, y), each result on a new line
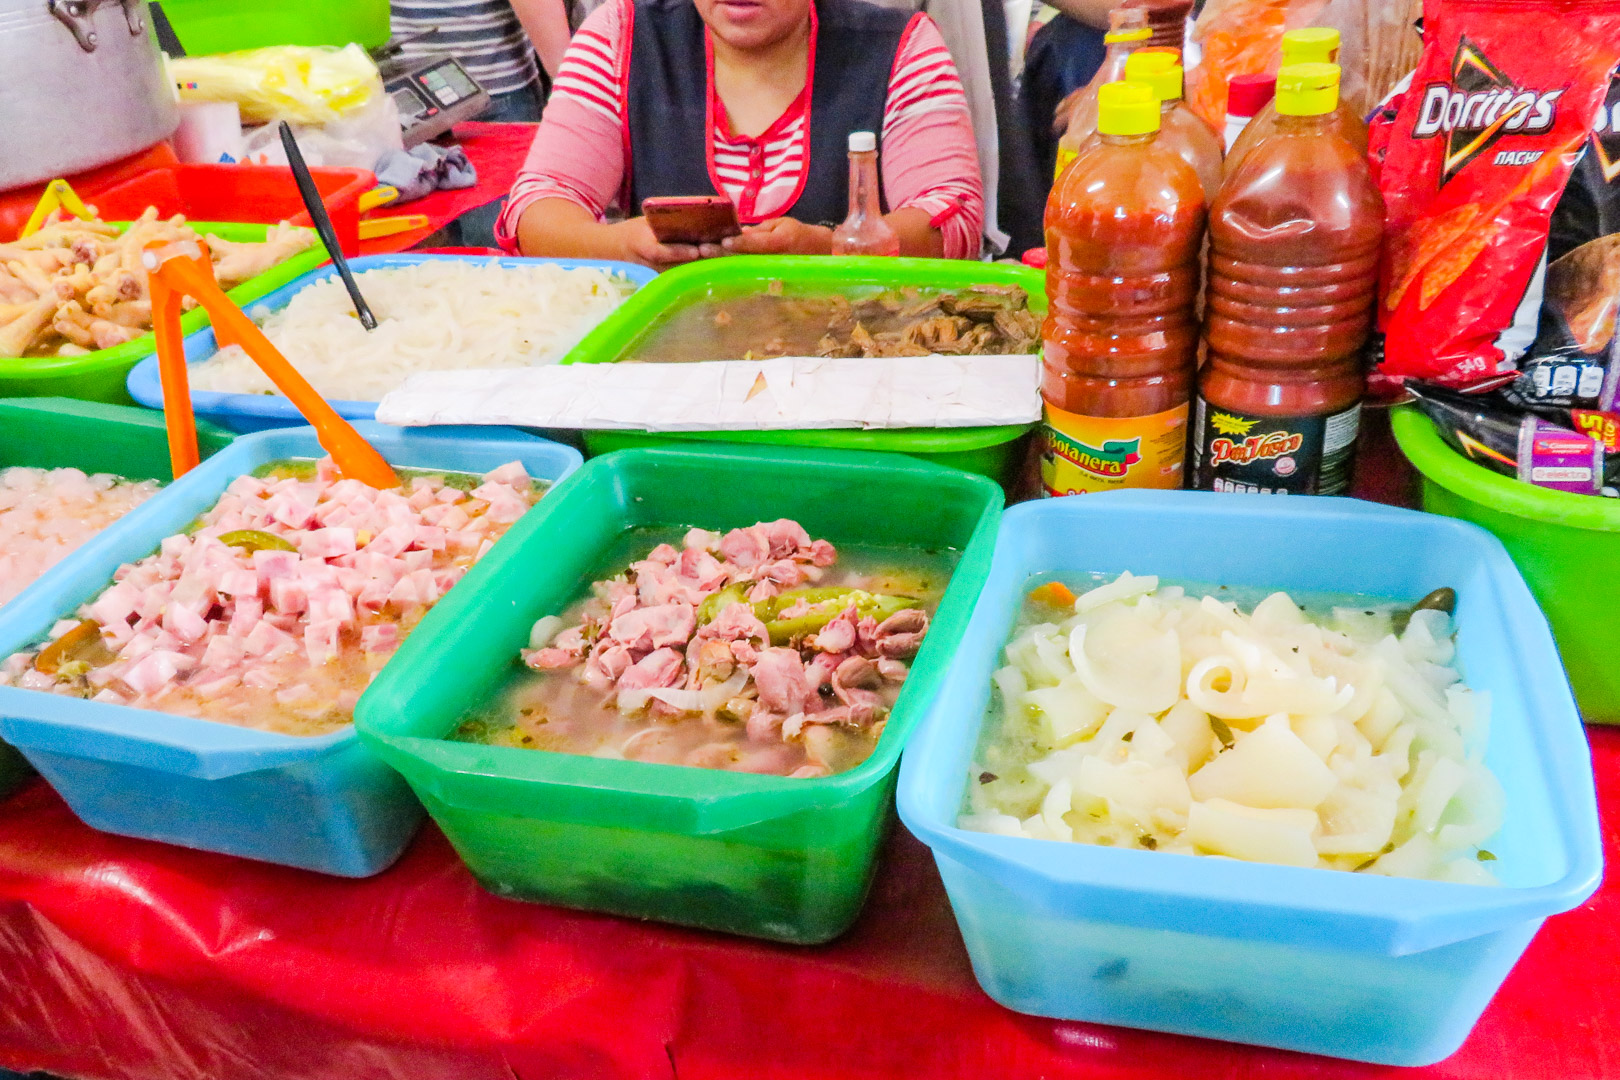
top-left (0, 424), bottom-right (582, 877)
top-left (125, 254), bottom-right (658, 433)
top-left (897, 492), bottom-right (1603, 1066)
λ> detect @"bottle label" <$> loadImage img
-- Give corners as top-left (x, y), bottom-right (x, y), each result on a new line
top-left (1191, 398), bottom-right (1362, 495)
top-left (1040, 402), bottom-right (1189, 496)
top-left (1054, 147), bottom-right (1078, 181)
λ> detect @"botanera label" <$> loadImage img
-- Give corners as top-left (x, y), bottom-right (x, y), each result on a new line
top-left (1040, 402), bottom-right (1189, 496)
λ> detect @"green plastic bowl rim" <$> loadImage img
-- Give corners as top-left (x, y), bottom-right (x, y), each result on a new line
top-left (0, 221), bottom-right (321, 384)
top-left (1391, 405), bottom-right (1620, 533)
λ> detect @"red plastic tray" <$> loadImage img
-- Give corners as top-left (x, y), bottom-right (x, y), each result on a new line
top-left (0, 143), bottom-right (181, 242)
top-left (92, 162), bottom-right (374, 258)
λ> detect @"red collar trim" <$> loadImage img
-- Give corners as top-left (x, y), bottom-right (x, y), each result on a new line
top-left (704, 4), bottom-right (816, 223)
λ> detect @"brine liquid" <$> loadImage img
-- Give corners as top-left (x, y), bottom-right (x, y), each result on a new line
top-left (450, 529), bottom-right (957, 777)
top-left (10, 458), bottom-right (543, 737)
top-left (627, 284), bottom-right (1039, 363)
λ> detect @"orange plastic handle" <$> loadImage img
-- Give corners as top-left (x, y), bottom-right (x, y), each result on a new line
top-left (145, 250), bottom-right (399, 490)
top-left (147, 248), bottom-right (207, 478)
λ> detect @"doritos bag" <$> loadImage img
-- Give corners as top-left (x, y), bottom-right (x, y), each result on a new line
top-left (1371, 0), bottom-right (1620, 389)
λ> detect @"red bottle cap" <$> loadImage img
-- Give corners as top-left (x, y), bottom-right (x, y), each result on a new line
top-left (1226, 73), bottom-right (1277, 118)
top-left (1021, 247), bottom-right (1048, 269)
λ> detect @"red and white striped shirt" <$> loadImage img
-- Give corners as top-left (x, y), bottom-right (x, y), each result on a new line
top-left (496, 0), bottom-right (984, 258)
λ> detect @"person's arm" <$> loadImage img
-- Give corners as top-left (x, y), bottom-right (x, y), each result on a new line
top-left (509, 0), bottom-right (573, 79)
top-left (497, 0), bottom-right (704, 268)
top-left (1046, 0), bottom-right (1119, 30)
top-left (516, 198), bottom-right (703, 268)
top-left (712, 211), bottom-right (944, 257)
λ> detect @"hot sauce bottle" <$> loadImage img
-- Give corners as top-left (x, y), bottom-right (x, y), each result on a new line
top-left (1040, 81), bottom-right (1206, 496)
top-left (1191, 63), bottom-right (1385, 495)
top-left (1124, 51), bottom-right (1224, 204)
top-left (1054, 9), bottom-right (1151, 181)
top-left (1223, 29), bottom-right (1368, 177)
top-left (832, 132), bottom-right (900, 256)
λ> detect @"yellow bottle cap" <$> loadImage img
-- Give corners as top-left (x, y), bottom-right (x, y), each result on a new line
top-left (1280, 27), bottom-right (1341, 65)
top-left (1275, 62), bottom-right (1340, 116)
top-left (1135, 45), bottom-right (1182, 64)
top-left (1124, 51), bottom-right (1183, 103)
top-left (1103, 26), bottom-right (1152, 44)
top-left (1097, 80), bottom-right (1160, 136)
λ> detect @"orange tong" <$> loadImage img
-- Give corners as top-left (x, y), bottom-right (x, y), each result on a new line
top-left (145, 245), bottom-right (398, 488)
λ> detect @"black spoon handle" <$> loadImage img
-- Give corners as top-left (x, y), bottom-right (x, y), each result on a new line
top-left (278, 121), bottom-right (377, 331)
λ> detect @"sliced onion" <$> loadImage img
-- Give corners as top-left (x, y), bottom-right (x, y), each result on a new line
top-left (1068, 622), bottom-right (1179, 713)
top-left (528, 615), bottom-right (565, 650)
top-left (1185, 655), bottom-right (1251, 719)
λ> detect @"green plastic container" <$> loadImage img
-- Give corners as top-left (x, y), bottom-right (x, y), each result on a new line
top-left (355, 443), bottom-right (1004, 942)
top-left (1391, 406), bottom-right (1620, 723)
top-left (564, 256), bottom-right (1040, 487)
top-left (160, 0), bottom-right (392, 53)
top-left (0, 397), bottom-right (236, 799)
top-left (0, 222), bottom-right (324, 405)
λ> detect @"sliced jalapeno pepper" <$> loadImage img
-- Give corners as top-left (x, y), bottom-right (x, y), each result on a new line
top-left (217, 529), bottom-right (296, 552)
top-left (35, 619), bottom-right (112, 675)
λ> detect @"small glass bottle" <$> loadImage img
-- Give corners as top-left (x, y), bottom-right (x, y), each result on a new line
top-left (831, 131), bottom-right (900, 257)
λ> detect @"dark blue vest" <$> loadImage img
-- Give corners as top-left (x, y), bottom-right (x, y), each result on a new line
top-left (625, 0), bottom-right (910, 227)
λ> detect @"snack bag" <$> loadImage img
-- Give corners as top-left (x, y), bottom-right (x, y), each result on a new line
top-left (1372, 0), bottom-right (1620, 388)
top-left (1505, 71), bottom-right (1620, 408)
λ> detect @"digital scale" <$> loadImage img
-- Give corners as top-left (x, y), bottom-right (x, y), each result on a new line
top-left (374, 38), bottom-right (492, 147)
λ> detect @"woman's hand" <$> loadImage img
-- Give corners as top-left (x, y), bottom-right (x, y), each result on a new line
top-left (613, 217), bottom-right (709, 270)
top-left (721, 217), bottom-right (833, 256)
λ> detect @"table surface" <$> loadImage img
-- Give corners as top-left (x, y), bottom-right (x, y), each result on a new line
top-left (357, 122), bottom-right (535, 256)
top-left (0, 420), bottom-right (1610, 1080)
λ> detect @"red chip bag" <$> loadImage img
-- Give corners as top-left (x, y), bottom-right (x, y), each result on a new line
top-left (1372, 0), bottom-right (1620, 388)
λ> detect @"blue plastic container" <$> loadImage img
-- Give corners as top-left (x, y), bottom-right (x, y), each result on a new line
top-left (126, 254), bottom-right (657, 433)
top-left (897, 492), bottom-right (1603, 1066)
top-left (0, 423), bottom-right (582, 876)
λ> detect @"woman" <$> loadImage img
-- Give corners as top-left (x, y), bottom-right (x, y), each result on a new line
top-left (495, 0), bottom-right (985, 266)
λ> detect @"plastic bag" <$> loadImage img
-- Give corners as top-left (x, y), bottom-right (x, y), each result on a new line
top-left (240, 91), bottom-right (404, 172)
top-left (1315, 0), bottom-right (1423, 118)
top-left (1184, 0), bottom-right (1328, 128)
top-left (172, 44), bottom-right (383, 126)
top-left (1503, 70), bottom-right (1620, 411)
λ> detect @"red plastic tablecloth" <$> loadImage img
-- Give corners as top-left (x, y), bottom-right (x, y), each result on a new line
top-left (357, 122), bottom-right (536, 256)
top-left (0, 419), bottom-right (1613, 1080)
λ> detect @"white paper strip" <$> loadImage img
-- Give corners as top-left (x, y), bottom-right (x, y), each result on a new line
top-left (374, 354), bottom-right (1042, 431)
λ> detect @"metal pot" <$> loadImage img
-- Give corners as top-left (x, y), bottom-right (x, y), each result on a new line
top-left (0, 0), bottom-right (178, 191)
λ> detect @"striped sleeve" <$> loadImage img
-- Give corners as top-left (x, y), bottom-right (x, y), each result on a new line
top-left (495, 0), bottom-right (630, 250)
top-left (879, 15), bottom-right (983, 259)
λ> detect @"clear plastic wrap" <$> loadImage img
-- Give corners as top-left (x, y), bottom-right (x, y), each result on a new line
top-left (1317, 0), bottom-right (1424, 118)
top-left (171, 45), bottom-right (384, 126)
top-left (1185, 0), bottom-right (1329, 128)
top-left (1184, 0), bottom-right (1421, 127)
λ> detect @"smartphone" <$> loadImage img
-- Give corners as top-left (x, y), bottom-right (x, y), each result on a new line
top-left (642, 196), bottom-right (742, 246)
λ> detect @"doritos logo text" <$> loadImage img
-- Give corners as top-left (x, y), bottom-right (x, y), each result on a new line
top-left (1411, 36), bottom-right (1564, 183)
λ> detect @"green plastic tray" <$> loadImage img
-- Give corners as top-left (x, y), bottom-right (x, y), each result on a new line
top-left (1391, 406), bottom-right (1620, 724)
top-left (0, 397), bottom-right (236, 799)
top-left (160, 0), bottom-right (391, 53)
top-left (564, 255), bottom-right (1041, 486)
top-left (0, 222), bottom-right (324, 405)
top-left (355, 443), bottom-right (1003, 943)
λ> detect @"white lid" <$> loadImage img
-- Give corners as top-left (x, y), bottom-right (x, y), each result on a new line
top-left (848, 131), bottom-right (877, 152)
